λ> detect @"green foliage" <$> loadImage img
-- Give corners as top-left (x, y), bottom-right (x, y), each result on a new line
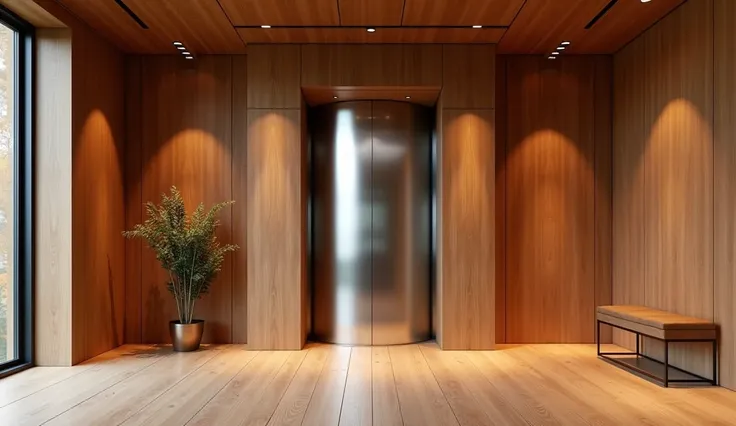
top-left (123, 187), bottom-right (238, 324)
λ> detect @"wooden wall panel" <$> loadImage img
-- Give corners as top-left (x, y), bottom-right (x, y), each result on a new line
top-left (505, 56), bottom-right (596, 343)
top-left (715, 0), bottom-right (736, 392)
top-left (613, 0), bottom-right (715, 379)
top-left (35, 28), bottom-right (72, 366)
top-left (247, 45), bottom-right (301, 109)
top-left (494, 56), bottom-right (507, 344)
top-left (440, 110), bottom-right (495, 349)
top-left (231, 56), bottom-right (248, 344)
top-left (300, 44), bottom-right (442, 88)
top-left (246, 109), bottom-right (305, 350)
top-left (441, 45), bottom-right (495, 109)
top-left (137, 56), bottom-right (235, 344)
top-left (34, 1), bottom-right (127, 365)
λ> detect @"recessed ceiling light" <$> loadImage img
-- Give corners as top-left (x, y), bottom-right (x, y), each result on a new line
top-left (367, 27), bottom-right (376, 33)
top-left (173, 41), bottom-right (182, 46)
top-left (182, 51), bottom-right (191, 55)
top-left (551, 51), bottom-right (560, 55)
top-left (548, 56), bottom-right (556, 60)
top-left (472, 25), bottom-right (482, 29)
top-left (185, 56), bottom-right (194, 60)
top-left (405, 96), bottom-right (411, 99)
top-left (556, 46), bottom-right (565, 50)
top-left (333, 96), bottom-right (338, 99)
top-left (176, 46), bottom-right (185, 50)
top-left (261, 25), bottom-right (271, 28)
top-left (561, 41), bottom-right (571, 45)
top-left (641, 0), bottom-right (651, 2)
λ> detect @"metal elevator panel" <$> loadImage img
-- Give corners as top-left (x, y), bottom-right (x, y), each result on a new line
top-left (311, 101), bottom-right (431, 345)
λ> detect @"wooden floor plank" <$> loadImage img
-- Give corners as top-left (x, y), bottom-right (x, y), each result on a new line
top-left (338, 346), bottom-right (372, 426)
top-left (420, 343), bottom-right (528, 426)
top-left (0, 343), bottom-right (734, 426)
top-left (0, 345), bottom-right (168, 426)
top-left (302, 345), bottom-right (351, 426)
top-left (186, 350), bottom-right (295, 425)
top-left (389, 344), bottom-right (459, 426)
top-left (266, 344), bottom-right (332, 426)
top-left (121, 346), bottom-right (258, 426)
top-left (372, 346), bottom-right (403, 426)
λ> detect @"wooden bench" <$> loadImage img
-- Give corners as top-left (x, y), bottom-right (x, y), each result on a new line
top-left (596, 305), bottom-right (717, 387)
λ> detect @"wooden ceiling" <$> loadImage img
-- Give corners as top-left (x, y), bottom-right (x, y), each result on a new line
top-left (44, 0), bottom-right (685, 54)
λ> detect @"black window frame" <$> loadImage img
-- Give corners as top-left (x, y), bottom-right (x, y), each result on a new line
top-left (0, 4), bottom-right (33, 379)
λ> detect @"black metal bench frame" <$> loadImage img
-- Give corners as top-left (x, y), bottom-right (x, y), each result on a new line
top-left (597, 319), bottom-right (717, 388)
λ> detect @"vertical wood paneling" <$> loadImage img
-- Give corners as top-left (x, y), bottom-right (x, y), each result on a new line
top-left (124, 56), bottom-right (143, 344)
top-left (613, 0), bottom-right (715, 378)
top-left (247, 45), bottom-right (301, 109)
top-left (494, 56), bottom-right (507, 344)
top-left (35, 28), bottom-right (73, 366)
top-left (505, 56), bottom-right (597, 343)
top-left (139, 56), bottom-right (234, 344)
top-left (441, 45), bottom-right (495, 109)
top-left (594, 56), bottom-right (613, 344)
top-left (231, 56), bottom-right (248, 343)
top-left (440, 110), bottom-right (495, 349)
top-left (714, 0), bottom-right (736, 391)
top-left (246, 109), bottom-right (305, 350)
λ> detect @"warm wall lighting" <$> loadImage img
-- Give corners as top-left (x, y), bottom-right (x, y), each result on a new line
top-left (261, 25), bottom-right (271, 28)
top-left (472, 25), bottom-right (482, 29)
top-left (367, 27), bottom-right (376, 33)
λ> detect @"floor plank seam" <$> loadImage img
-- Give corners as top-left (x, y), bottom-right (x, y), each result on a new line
top-left (299, 346), bottom-right (342, 426)
top-left (181, 350), bottom-right (271, 426)
top-left (36, 350), bottom-right (173, 426)
top-left (417, 345), bottom-right (463, 426)
top-left (335, 347), bottom-right (353, 425)
top-left (0, 367), bottom-right (93, 409)
top-left (260, 348), bottom-right (311, 426)
top-left (386, 347), bottom-right (406, 426)
top-left (113, 347), bottom-right (237, 426)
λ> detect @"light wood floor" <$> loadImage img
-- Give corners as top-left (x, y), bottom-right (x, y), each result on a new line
top-left (1, 342), bottom-right (735, 426)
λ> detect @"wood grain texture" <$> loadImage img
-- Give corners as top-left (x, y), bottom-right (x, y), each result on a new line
top-left (402, 0), bottom-right (524, 26)
top-left (238, 27), bottom-right (505, 44)
top-left (301, 44), bottom-right (442, 88)
top-left (246, 109), bottom-right (306, 350)
top-left (219, 0), bottom-right (339, 26)
top-left (231, 56), bottom-right (248, 344)
top-left (504, 56), bottom-right (597, 343)
top-left (56, 0), bottom-right (245, 53)
top-left (441, 44), bottom-right (495, 109)
top-left (613, 0), bottom-right (715, 378)
top-left (7, 343), bottom-right (736, 425)
top-left (138, 56), bottom-right (234, 344)
top-left (0, 0), bottom-right (64, 27)
top-left (247, 45), bottom-right (301, 109)
top-left (124, 56), bottom-right (143, 345)
top-left (338, 0), bottom-right (404, 25)
top-left (714, 0), bottom-right (736, 392)
top-left (594, 56), bottom-right (613, 344)
top-left (35, 28), bottom-right (73, 366)
top-left (494, 56), bottom-right (507, 344)
top-left (439, 110), bottom-right (495, 349)
top-left (302, 86), bottom-right (439, 107)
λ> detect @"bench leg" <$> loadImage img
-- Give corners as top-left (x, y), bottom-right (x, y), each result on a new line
top-left (713, 340), bottom-right (718, 386)
top-left (664, 341), bottom-right (669, 388)
top-left (635, 332), bottom-right (640, 358)
top-left (597, 320), bottom-right (601, 356)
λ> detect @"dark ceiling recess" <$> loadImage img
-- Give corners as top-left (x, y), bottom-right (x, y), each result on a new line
top-left (114, 0), bottom-right (149, 29)
top-left (585, 0), bottom-right (619, 30)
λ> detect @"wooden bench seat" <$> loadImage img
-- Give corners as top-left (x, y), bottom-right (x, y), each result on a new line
top-left (596, 305), bottom-right (718, 387)
top-left (596, 305), bottom-right (717, 341)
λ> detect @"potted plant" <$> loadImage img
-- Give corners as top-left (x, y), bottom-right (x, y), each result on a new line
top-left (123, 186), bottom-right (237, 352)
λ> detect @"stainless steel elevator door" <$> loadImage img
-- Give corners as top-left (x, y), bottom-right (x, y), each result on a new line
top-left (311, 101), bottom-right (431, 345)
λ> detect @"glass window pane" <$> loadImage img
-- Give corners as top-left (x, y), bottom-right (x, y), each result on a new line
top-left (0, 23), bottom-right (15, 364)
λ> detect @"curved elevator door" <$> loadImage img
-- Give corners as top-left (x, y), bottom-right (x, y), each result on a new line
top-left (312, 101), bottom-right (431, 345)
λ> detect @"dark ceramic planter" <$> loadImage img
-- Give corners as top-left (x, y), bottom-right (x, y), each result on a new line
top-left (169, 319), bottom-right (204, 352)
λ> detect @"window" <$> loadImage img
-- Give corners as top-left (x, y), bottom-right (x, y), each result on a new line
top-left (0, 5), bottom-right (32, 377)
